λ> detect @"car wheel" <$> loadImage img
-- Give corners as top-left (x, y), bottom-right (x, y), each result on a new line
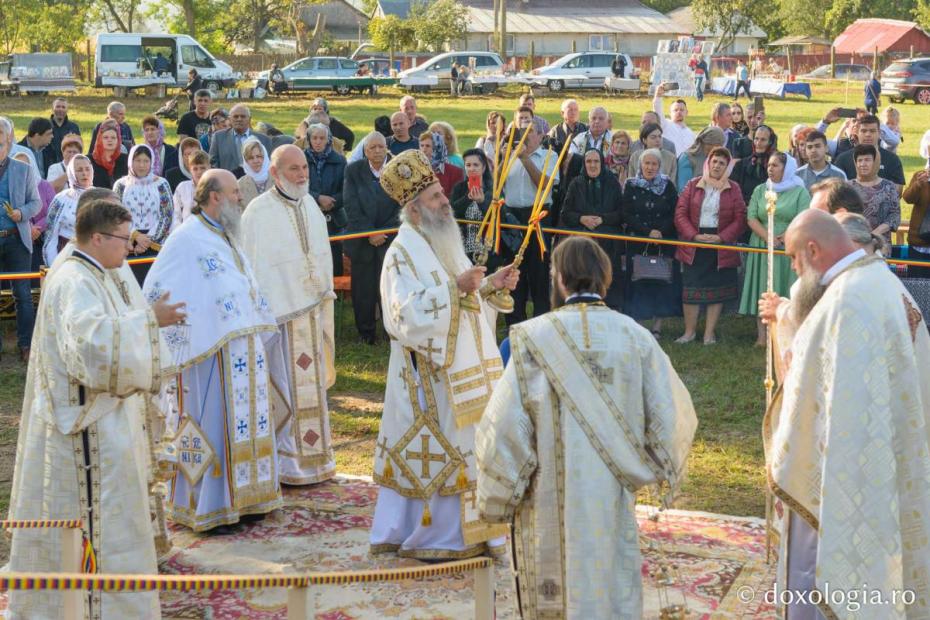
top-left (914, 88), bottom-right (930, 104)
top-left (548, 79), bottom-right (564, 92)
top-left (482, 83), bottom-right (498, 94)
top-left (205, 80), bottom-right (220, 91)
top-left (335, 84), bottom-right (351, 96)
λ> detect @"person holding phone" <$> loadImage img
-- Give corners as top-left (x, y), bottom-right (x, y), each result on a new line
top-left (451, 148), bottom-right (497, 265)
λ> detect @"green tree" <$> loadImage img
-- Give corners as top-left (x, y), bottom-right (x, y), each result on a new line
top-left (825, 0), bottom-right (917, 36)
top-left (148, 0), bottom-right (233, 55)
top-left (691, 0), bottom-right (757, 52)
top-left (0, 0), bottom-right (35, 55)
top-left (639, 0), bottom-right (690, 15)
top-left (89, 0), bottom-right (144, 32)
top-left (412, 0), bottom-right (468, 52)
top-left (216, 0), bottom-right (281, 52)
top-left (369, 14), bottom-right (417, 54)
top-left (778, 0), bottom-right (827, 36)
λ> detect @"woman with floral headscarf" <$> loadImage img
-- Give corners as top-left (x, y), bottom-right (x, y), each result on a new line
top-left (419, 131), bottom-right (464, 198)
top-left (140, 115), bottom-right (178, 177)
top-left (623, 148), bottom-right (682, 336)
top-left (561, 148), bottom-right (624, 309)
top-left (113, 144), bottom-right (174, 284)
top-left (738, 151), bottom-right (809, 345)
top-left (90, 119), bottom-right (128, 189)
top-left (604, 130), bottom-right (632, 184)
top-left (43, 155), bottom-right (95, 266)
top-left (305, 122), bottom-right (349, 275)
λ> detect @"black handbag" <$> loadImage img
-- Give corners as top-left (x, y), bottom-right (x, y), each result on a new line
top-left (631, 245), bottom-right (673, 283)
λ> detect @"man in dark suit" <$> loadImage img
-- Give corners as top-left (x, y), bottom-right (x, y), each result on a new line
top-left (18, 118), bottom-right (60, 180)
top-left (209, 104), bottom-right (272, 172)
top-left (0, 118), bottom-right (40, 361)
top-left (342, 132), bottom-right (400, 344)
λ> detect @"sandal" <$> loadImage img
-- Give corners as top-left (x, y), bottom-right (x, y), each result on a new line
top-left (674, 334), bottom-right (696, 344)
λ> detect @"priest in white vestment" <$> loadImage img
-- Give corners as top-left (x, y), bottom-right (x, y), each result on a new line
top-left (8, 199), bottom-right (186, 619)
top-left (476, 236), bottom-right (698, 620)
top-left (143, 169), bottom-right (283, 533)
top-left (240, 145), bottom-right (337, 484)
top-left (764, 209), bottom-right (930, 619)
top-left (370, 150), bottom-right (519, 559)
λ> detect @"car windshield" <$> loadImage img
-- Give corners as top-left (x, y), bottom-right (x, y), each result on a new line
top-left (885, 62), bottom-right (912, 72)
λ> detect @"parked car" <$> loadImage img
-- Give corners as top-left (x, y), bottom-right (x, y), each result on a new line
top-left (95, 33), bottom-right (239, 93)
top-left (398, 51), bottom-right (504, 93)
top-left (799, 63), bottom-right (872, 80)
top-left (356, 57), bottom-right (392, 77)
top-left (255, 56), bottom-right (361, 94)
top-left (532, 52), bottom-right (635, 91)
top-left (882, 58), bottom-right (930, 104)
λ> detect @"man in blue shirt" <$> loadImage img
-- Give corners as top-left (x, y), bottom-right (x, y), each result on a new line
top-left (0, 118), bottom-right (41, 362)
top-left (865, 72), bottom-right (882, 115)
top-left (735, 60), bottom-right (751, 99)
top-left (386, 112), bottom-right (418, 156)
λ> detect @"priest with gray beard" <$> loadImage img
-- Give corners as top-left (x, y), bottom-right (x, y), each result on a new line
top-left (369, 150), bottom-right (520, 559)
top-left (763, 208), bottom-right (930, 619)
top-left (240, 145), bottom-right (339, 485)
top-left (143, 169), bottom-right (283, 533)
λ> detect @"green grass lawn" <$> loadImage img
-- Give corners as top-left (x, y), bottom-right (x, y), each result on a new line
top-left (1, 84), bottom-right (928, 525)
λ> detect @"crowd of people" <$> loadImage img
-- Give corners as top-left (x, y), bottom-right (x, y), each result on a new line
top-left (3, 88), bottom-right (927, 362)
top-left (1, 87), bottom-right (930, 620)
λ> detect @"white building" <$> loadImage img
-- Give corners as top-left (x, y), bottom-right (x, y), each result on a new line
top-left (666, 6), bottom-right (765, 55)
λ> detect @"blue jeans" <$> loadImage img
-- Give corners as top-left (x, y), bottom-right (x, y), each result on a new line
top-left (0, 234), bottom-right (35, 349)
top-left (695, 75), bottom-right (705, 101)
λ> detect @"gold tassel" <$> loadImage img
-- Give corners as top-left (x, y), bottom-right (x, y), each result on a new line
top-left (456, 464), bottom-right (468, 491)
top-left (421, 502), bottom-right (432, 527)
top-left (383, 457), bottom-right (394, 481)
top-left (212, 458), bottom-right (221, 477)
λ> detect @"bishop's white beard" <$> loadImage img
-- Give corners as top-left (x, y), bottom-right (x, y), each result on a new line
top-left (790, 256), bottom-right (826, 326)
top-left (218, 197), bottom-right (242, 240)
top-left (404, 201), bottom-right (470, 276)
top-left (278, 177), bottom-right (309, 200)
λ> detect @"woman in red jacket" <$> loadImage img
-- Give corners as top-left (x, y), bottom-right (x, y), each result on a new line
top-left (674, 146), bottom-right (747, 344)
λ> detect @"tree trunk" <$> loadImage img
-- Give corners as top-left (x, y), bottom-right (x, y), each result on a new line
top-left (184, 0), bottom-right (196, 37)
top-left (306, 13), bottom-right (326, 57)
top-left (102, 0), bottom-right (130, 32)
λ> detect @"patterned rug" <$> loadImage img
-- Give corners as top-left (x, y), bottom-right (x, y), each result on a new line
top-left (154, 475), bottom-right (775, 619)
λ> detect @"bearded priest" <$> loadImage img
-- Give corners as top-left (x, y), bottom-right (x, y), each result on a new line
top-left (476, 237), bottom-right (697, 619)
top-left (765, 209), bottom-right (930, 619)
top-left (239, 145), bottom-right (337, 484)
top-left (143, 169), bottom-right (283, 533)
top-left (8, 199), bottom-right (186, 619)
top-left (369, 149), bottom-right (519, 559)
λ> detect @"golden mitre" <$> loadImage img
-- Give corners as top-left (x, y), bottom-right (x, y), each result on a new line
top-left (379, 149), bottom-right (438, 206)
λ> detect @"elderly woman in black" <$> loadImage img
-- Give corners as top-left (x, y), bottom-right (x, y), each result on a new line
top-left (560, 148), bottom-right (624, 309)
top-left (623, 148), bottom-right (681, 337)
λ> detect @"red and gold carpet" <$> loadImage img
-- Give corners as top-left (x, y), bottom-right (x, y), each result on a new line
top-left (155, 475), bottom-right (774, 619)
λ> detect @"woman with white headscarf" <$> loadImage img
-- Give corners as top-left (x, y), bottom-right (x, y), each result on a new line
top-left (113, 143), bottom-right (174, 284)
top-left (237, 137), bottom-right (270, 210)
top-left (42, 154), bottom-right (95, 266)
top-left (738, 150), bottom-right (810, 345)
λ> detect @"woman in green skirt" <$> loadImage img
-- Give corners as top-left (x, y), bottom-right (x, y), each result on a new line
top-left (739, 151), bottom-right (810, 345)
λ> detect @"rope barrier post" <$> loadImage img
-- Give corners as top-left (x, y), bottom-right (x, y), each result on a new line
top-left (474, 562), bottom-right (494, 620)
top-left (286, 583), bottom-right (311, 620)
top-left (60, 527), bottom-right (84, 620)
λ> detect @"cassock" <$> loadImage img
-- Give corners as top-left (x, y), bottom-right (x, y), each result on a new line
top-left (8, 249), bottom-right (169, 619)
top-left (239, 187), bottom-right (337, 484)
top-left (143, 212), bottom-right (283, 532)
top-left (764, 253), bottom-right (930, 619)
top-left (476, 299), bottom-right (697, 620)
top-left (370, 222), bottom-right (510, 559)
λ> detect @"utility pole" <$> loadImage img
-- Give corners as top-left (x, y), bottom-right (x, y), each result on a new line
top-left (498, 0), bottom-right (507, 60)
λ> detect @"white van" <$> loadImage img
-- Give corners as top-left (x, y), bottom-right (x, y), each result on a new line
top-left (532, 52), bottom-right (635, 91)
top-left (399, 51), bottom-right (504, 93)
top-left (95, 33), bottom-right (239, 92)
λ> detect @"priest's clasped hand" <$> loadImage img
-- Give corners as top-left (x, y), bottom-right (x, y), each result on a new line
top-left (758, 292), bottom-right (783, 325)
top-left (153, 292), bottom-right (188, 327)
top-left (491, 264), bottom-right (520, 290)
top-left (456, 265), bottom-right (487, 293)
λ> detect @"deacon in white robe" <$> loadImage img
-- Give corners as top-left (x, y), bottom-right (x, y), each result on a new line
top-left (239, 145), bottom-right (337, 485)
top-left (764, 209), bottom-right (930, 619)
top-left (370, 150), bottom-right (519, 559)
top-left (476, 236), bottom-right (697, 620)
top-left (143, 169), bottom-right (283, 532)
top-left (8, 199), bottom-right (184, 619)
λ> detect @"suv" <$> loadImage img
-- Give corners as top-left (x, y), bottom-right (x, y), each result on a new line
top-left (255, 56), bottom-right (360, 94)
top-left (881, 58), bottom-right (930, 104)
top-left (533, 52), bottom-right (635, 91)
top-left (399, 51), bottom-right (504, 92)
